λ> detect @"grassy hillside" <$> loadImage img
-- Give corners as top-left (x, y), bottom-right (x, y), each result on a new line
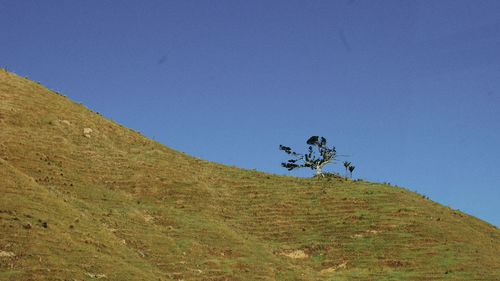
top-left (1, 68), bottom-right (499, 280)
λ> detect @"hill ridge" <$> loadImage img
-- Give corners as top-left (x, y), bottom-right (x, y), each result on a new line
top-left (1, 68), bottom-right (499, 280)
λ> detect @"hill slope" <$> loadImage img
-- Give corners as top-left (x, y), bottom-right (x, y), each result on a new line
top-left (1, 68), bottom-right (499, 280)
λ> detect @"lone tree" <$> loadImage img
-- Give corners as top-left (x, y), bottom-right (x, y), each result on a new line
top-left (280, 136), bottom-right (338, 176)
top-left (349, 165), bottom-right (355, 178)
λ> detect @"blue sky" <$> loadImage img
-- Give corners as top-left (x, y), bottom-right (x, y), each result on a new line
top-left (1, 0), bottom-right (499, 227)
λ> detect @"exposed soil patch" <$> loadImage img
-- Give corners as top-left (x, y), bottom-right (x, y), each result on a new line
top-left (320, 261), bottom-right (347, 273)
top-left (281, 249), bottom-right (308, 259)
top-left (0, 250), bottom-right (15, 257)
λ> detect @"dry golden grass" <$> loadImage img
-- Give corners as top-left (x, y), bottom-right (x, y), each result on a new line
top-left (1, 68), bottom-right (499, 280)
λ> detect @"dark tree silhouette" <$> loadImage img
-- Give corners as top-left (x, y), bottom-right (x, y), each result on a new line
top-left (349, 165), bottom-right (355, 178)
top-left (279, 136), bottom-right (338, 176)
top-left (343, 161), bottom-right (351, 178)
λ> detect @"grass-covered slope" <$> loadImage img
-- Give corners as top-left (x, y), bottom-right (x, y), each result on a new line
top-left (0, 68), bottom-right (499, 280)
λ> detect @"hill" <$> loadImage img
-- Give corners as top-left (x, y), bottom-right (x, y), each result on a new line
top-left (0, 68), bottom-right (499, 280)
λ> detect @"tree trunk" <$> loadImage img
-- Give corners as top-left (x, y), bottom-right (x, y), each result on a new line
top-left (315, 167), bottom-right (322, 176)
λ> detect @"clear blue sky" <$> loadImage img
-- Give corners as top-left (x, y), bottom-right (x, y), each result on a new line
top-left (1, 0), bottom-right (499, 227)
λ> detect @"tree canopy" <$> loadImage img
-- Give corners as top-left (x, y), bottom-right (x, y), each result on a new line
top-left (280, 136), bottom-right (339, 176)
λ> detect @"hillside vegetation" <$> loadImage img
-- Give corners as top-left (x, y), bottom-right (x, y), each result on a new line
top-left (0, 68), bottom-right (499, 280)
